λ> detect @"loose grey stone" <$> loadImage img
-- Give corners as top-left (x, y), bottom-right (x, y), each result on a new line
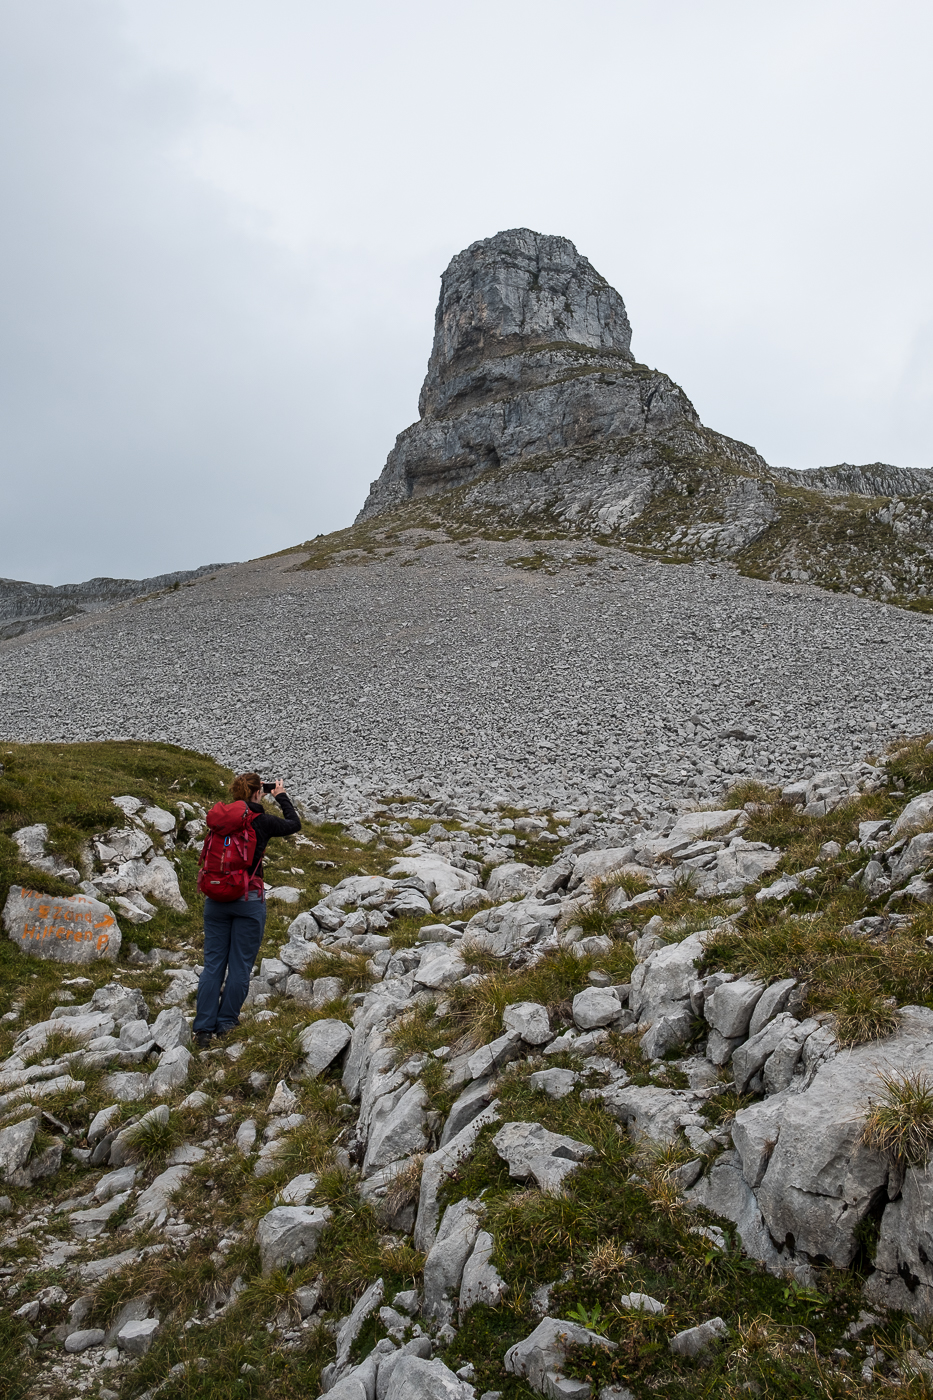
top-left (256, 1205), bottom-right (332, 1276)
top-left (503, 1001), bottom-right (552, 1045)
top-left (704, 978), bottom-right (765, 1039)
top-left (529, 1068), bottom-right (578, 1099)
top-left (492, 1121), bottom-right (594, 1193)
top-left (459, 1229), bottom-right (507, 1314)
top-left (0, 1115), bottom-right (38, 1180)
top-left (669, 1317), bottom-right (728, 1358)
top-left (504, 1316), bottom-right (617, 1397)
top-left (383, 1354), bottom-right (476, 1400)
top-left (116, 1317), bottom-right (161, 1356)
top-left (298, 1018), bottom-right (352, 1078)
top-left (423, 1198), bottom-right (482, 1323)
top-left (65, 1328), bottom-right (106, 1353)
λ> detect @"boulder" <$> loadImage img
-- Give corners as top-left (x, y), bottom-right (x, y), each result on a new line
top-left (0, 1115), bottom-right (39, 1180)
top-left (65, 1328), bottom-right (106, 1353)
top-left (492, 1121), bottom-right (594, 1193)
top-left (268, 886), bottom-right (302, 905)
top-left (703, 979), bottom-right (765, 1039)
top-left (529, 1068), bottom-right (577, 1099)
top-left (363, 1081), bottom-right (429, 1177)
top-left (257, 1204), bottom-right (332, 1276)
top-left (388, 857), bottom-right (477, 900)
top-left (150, 1007), bottom-right (191, 1051)
top-left (618, 1292), bottom-right (665, 1315)
top-left (135, 857), bottom-right (187, 913)
top-left (568, 846), bottom-right (637, 890)
top-left (3, 886), bottom-right (121, 962)
top-left (486, 862), bottom-right (538, 900)
top-left (890, 833), bottom-right (933, 886)
top-left (669, 810), bottom-right (744, 842)
top-left (439, 1076), bottom-right (496, 1148)
top-left (629, 932), bottom-right (707, 1023)
top-left (892, 791), bottom-right (933, 836)
top-left (116, 1317), bottom-right (161, 1356)
top-left (748, 979), bottom-right (797, 1038)
top-left (104, 1294), bottom-right (156, 1346)
top-left (382, 1354), bottom-right (476, 1400)
top-left (460, 1228), bottom-right (507, 1313)
top-left (414, 1102), bottom-right (500, 1251)
top-left (127, 1163), bottom-right (192, 1229)
top-left (279, 1172), bottom-right (319, 1205)
top-left (12, 824), bottom-right (81, 882)
top-left (640, 1007), bottom-right (695, 1060)
top-left (504, 1001), bottom-right (552, 1045)
top-left (466, 1031), bottom-right (523, 1080)
top-left (102, 826), bottom-right (154, 860)
top-left (139, 805), bottom-right (176, 833)
top-left (298, 1018), bottom-right (352, 1078)
top-left (670, 1317), bottom-right (728, 1358)
top-left (101, 1071), bottom-right (150, 1102)
top-left (422, 1198), bottom-right (482, 1323)
top-left (505, 1316), bottom-right (617, 1398)
top-left (148, 1045), bottom-right (192, 1098)
top-left (68, 1192), bottom-right (130, 1237)
top-left (731, 1008), bottom-right (933, 1268)
top-left (461, 899), bottom-right (557, 958)
top-left (572, 988), bottom-right (622, 1031)
top-left (414, 945), bottom-right (468, 989)
top-left (730, 1013), bottom-right (809, 1094)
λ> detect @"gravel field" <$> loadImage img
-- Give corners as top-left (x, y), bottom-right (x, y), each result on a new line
top-left (3, 538), bottom-right (932, 817)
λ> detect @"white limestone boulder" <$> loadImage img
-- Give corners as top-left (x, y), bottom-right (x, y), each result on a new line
top-left (257, 1204), bottom-right (332, 1276)
top-left (3, 886), bottom-right (121, 963)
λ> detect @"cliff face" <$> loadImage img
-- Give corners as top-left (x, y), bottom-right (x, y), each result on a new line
top-left (357, 228), bottom-right (758, 518)
top-left (355, 229), bottom-right (933, 609)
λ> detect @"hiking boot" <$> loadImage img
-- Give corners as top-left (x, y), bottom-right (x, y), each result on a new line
top-left (195, 1031), bottom-right (213, 1050)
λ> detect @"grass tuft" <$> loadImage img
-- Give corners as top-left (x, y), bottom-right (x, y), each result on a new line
top-left (862, 1070), bottom-right (933, 1166)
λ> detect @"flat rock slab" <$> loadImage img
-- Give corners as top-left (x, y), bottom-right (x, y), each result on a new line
top-left (3, 886), bottom-right (121, 962)
top-left (493, 1121), bottom-right (594, 1194)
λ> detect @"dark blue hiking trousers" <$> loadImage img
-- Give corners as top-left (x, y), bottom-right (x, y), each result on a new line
top-left (193, 890), bottom-right (266, 1034)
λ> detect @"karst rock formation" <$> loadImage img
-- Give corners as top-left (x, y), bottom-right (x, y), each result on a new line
top-left (359, 228), bottom-right (933, 605)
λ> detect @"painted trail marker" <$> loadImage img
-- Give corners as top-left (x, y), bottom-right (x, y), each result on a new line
top-left (2, 886), bottom-right (121, 963)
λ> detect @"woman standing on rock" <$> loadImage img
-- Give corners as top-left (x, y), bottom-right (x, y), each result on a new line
top-left (193, 772), bottom-right (301, 1048)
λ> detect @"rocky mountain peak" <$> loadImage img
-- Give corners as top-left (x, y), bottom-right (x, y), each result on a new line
top-left (356, 229), bottom-right (933, 609)
top-left (418, 228), bottom-right (633, 418)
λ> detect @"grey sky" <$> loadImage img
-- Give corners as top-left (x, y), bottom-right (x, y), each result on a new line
top-left (2, 0), bottom-right (931, 585)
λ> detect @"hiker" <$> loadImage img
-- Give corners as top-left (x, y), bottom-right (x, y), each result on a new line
top-left (193, 772), bottom-right (301, 1048)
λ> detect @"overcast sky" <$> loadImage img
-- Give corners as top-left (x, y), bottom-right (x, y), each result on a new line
top-left (2, 0), bottom-right (931, 585)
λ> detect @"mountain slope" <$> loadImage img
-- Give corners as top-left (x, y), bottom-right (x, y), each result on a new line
top-left (0, 563), bottom-right (232, 640)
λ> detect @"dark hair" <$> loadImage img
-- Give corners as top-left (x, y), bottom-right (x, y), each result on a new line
top-left (231, 772), bottom-right (262, 802)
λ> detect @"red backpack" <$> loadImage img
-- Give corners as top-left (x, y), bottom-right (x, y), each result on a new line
top-left (197, 801), bottom-right (260, 902)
